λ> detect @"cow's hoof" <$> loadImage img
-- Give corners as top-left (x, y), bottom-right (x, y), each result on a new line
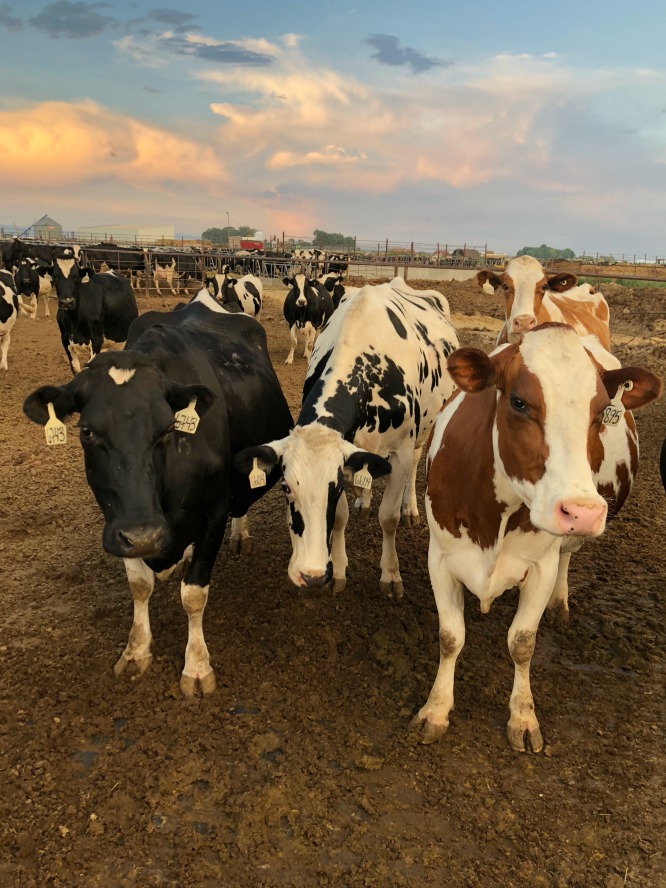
top-left (353, 502), bottom-right (371, 520)
top-left (401, 513), bottom-right (420, 527)
top-left (113, 652), bottom-right (152, 677)
top-left (380, 579), bottom-right (404, 600)
top-left (408, 714), bottom-right (449, 744)
top-left (229, 536), bottom-right (253, 556)
top-left (180, 670), bottom-right (216, 698)
top-left (332, 577), bottom-right (347, 593)
top-left (507, 724), bottom-right (544, 753)
top-left (545, 603), bottom-right (569, 627)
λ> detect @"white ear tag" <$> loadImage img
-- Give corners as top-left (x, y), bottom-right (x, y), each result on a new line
top-left (353, 464), bottom-right (373, 491)
top-left (174, 397), bottom-right (200, 435)
top-left (45, 402), bottom-right (67, 446)
top-left (603, 380), bottom-right (633, 426)
top-left (249, 457), bottom-right (267, 489)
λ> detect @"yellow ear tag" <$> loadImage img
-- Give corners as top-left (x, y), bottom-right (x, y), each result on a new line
top-left (174, 397), bottom-right (200, 435)
top-left (353, 464), bottom-right (373, 491)
top-left (45, 402), bottom-right (67, 446)
top-left (603, 380), bottom-right (633, 426)
top-left (249, 457), bottom-right (267, 489)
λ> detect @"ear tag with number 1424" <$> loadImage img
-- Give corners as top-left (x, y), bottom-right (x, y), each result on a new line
top-left (45, 402), bottom-right (67, 446)
top-left (174, 398), bottom-right (200, 435)
top-left (249, 458), bottom-right (267, 489)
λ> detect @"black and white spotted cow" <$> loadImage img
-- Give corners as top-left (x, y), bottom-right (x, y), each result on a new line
top-left (23, 299), bottom-right (293, 696)
top-left (207, 272), bottom-right (263, 318)
top-left (235, 279), bottom-right (460, 597)
top-left (0, 271), bottom-right (19, 370)
top-left (50, 254), bottom-right (138, 374)
top-left (282, 273), bottom-right (335, 364)
top-left (316, 272), bottom-right (349, 310)
top-left (13, 257), bottom-right (52, 319)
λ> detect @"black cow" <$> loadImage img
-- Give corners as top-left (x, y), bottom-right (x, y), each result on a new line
top-left (316, 271), bottom-right (348, 310)
top-left (8, 238), bottom-right (81, 266)
top-left (149, 249), bottom-right (203, 294)
top-left (13, 257), bottom-right (52, 319)
top-left (50, 257), bottom-right (138, 373)
top-left (23, 301), bottom-right (293, 695)
top-left (283, 273), bottom-right (334, 364)
top-left (82, 243), bottom-right (146, 290)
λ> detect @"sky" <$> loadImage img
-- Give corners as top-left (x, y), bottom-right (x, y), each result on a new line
top-left (0, 0), bottom-right (664, 255)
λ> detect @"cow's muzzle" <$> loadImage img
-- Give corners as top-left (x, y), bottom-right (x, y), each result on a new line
top-left (298, 563), bottom-right (333, 589)
top-left (104, 521), bottom-right (170, 558)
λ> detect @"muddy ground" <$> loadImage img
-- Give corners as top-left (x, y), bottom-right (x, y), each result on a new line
top-left (0, 279), bottom-right (664, 887)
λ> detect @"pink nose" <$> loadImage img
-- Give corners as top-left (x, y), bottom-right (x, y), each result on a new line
top-left (513, 315), bottom-right (537, 333)
top-left (555, 500), bottom-right (607, 536)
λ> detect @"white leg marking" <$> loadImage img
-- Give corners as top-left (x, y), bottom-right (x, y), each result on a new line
top-left (229, 515), bottom-right (252, 555)
top-left (114, 558), bottom-right (155, 678)
top-left (378, 450), bottom-right (411, 598)
top-left (412, 542), bottom-right (465, 741)
top-left (545, 551), bottom-right (572, 625)
top-left (285, 323), bottom-right (297, 364)
top-left (331, 491), bottom-right (349, 591)
top-left (401, 445), bottom-right (422, 525)
top-left (154, 544), bottom-right (193, 581)
top-left (68, 342), bottom-right (82, 373)
top-left (0, 331), bottom-right (10, 370)
top-left (180, 582), bottom-right (216, 697)
top-left (42, 291), bottom-right (50, 317)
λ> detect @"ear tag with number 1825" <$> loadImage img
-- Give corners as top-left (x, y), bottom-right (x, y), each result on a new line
top-left (353, 464), bottom-right (373, 491)
top-left (174, 397), bottom-right (200, 435)
top-left (603, 380), bottom-right (633, 426)
top-left (45, 402), bottom-right (67, 446)
top-left (249, 458), bottom-right (267, 489)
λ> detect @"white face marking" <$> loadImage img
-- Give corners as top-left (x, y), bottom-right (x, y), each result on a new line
top-left (294, 273), bottom-right (307, 306)
top-left (504, 256), bottom-right (545, 332)
top-left (56, 257), bottom-right (76, 279)
top-left (108, 367), bottom-right (136, 385)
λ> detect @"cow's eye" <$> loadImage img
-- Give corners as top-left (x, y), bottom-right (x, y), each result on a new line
top-left (281, 482), bottom-right (292, 497)
top-left (510, 395), bottom-right (528, 413)
top-left (80, 426), bottom-right (94, 440)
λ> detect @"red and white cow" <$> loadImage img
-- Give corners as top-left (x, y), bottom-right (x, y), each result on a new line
top-left (478, 255), bottom-right (611, 349)
top-left (412, 324), bottom-right (661, 752)
top-left (153, 258), bottom-right (179, 295)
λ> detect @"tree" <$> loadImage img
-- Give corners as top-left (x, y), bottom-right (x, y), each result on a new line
top-left (202, 224), bottom-right (258, 244)
top-left (313, 229), bottom-right (355, 251)
top-left (517, 244), bottom-right (575, 261)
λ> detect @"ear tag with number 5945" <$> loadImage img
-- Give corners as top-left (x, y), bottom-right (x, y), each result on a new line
top-left (249, 458), bottom-right (267, 489)
top-left (353, 464), bottom-right (373, 491)
top-left (45, 402), bottom-right (67, 446)
top-left (603, 380), bottom-right (633, 426)
top-left (174, 397), bottom-right (200, 435)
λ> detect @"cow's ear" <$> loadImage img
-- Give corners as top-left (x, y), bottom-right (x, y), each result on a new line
top-left (37, 265), bottom-right (52, 276)
top-left (601, 368), bottom-right (663, 411)
top-left (282, 276), bottom-right (291, 287)
top-left (323, 277), bottom-right (335, 293)
top-left (166, 383), bottom-right (216, 417)
top-left (476, 270), bottom-right (503, 290)
top-left (447, 347), bottom-right (497, 392)
top-left (343, 449), bottom-right (392, 481)
top-left (23, 383), bottom-right (79, 425)
top-left (233, 440), bottom-right (287, 475)
top-left (547, 272), bottom-right (577, 292)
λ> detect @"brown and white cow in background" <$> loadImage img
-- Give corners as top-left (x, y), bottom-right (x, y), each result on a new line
top-left (411, 324), bottom-right (661, 752)
top-left (478, 254), bottom-right (611, 349)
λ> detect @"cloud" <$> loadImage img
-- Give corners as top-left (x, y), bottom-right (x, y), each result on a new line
top-left (29, 1), bottom-right (113, 39)
top-left (0, 3), bottom-right (21, 31)
top-left (161, 33), bottom-right (275, 66)
top-left (147, 7), bottom-right (198, 31)
top-left (0, 99), bottom-right (226, 191)
top-left (364, 34), bottom-right (449, 74)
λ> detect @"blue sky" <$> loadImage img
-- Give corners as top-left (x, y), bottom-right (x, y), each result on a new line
top-left (1, 0), bottom-right (664, 254)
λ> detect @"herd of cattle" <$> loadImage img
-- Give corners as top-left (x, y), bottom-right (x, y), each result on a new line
top-left (2, 235), bottom-right (664, 753)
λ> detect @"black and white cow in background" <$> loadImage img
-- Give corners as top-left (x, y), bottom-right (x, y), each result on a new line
top-left (50, 252), bottom-right (138, 373)
top-left (282, 273), bottom-right (334, 365)
top-left (235, 278), bottom-right (460, 597)
top-left (23, 300), bottom-right (293, 695)
top-left (82, 243), bottom-right (146, 291)
top-left (206, 272), bottom-right (263, 318)
top-left (0, 270), bottom-right (19, 370)
top-left (316, 272), bottom-right (348, 310)
top-left (150, 249), bottom-right (203, 295)
top-left (13, 257), bottom-right (53, 319)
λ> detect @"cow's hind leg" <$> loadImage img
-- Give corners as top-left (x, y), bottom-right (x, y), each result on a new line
top-left (378, 449), bottom-right (411, 599)
top-left (229, 515), bottom-right (252, 555)
top-left (0, 331), bottom-right (10, 371)
top-left (42, 290), bottom-right (51, 318)
top-left (285, 324), bottom-right (297, 364)
top-left (401, 445), bottom-right (422, 526)
top-left (331, 490), bottom-right (349, 592)
top-left (353, 486), bottom-right (372, 519)
top-left (410, 538), bottom-right (464, 743)
top-left (506, 553), bottom-right (559, 753)
top-left (115, 558), bottom-right (156, 678)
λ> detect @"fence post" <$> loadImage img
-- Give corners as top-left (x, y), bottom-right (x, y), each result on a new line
top-left (385, 238), bottom-right (388, 260)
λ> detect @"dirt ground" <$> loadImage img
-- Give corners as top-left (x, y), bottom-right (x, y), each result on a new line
top-left (1, 279), bottom-right (664, 887)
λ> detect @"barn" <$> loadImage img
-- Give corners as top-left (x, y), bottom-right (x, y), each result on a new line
top-left (29, 214), bottom-right (64, 241)
top-left (74, 222), bottom-right (176, 244)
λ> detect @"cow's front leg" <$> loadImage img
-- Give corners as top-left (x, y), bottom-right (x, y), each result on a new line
top-left (506, 554), bottom-right (559, 752)
top-left (18, 295), bottom-right (37, 318)
top-left (179, 519), bottom-right (227, 697)
top-left (401, 445), bottom-right (422, 526)
top-left (115, 558), bottom-right (155, 677)
top-left (410, 539), bottom-right (464, 742)
top-left (331, 490), bottom-right (349, 592)
top-left (41, 291), bottom-right (51, 318)
top-left (285, 324), bottom-right (297, 364)
top-left (0, 332), bottom-right (10, 371)
top-left (229, 514), bottom-right (252, 555)
top-left (545, 550), bottom-right (574, 626)
top-left (378, 450), bottom-right (410, 599)
top-left (353, 486), bottom-right (372, 518)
